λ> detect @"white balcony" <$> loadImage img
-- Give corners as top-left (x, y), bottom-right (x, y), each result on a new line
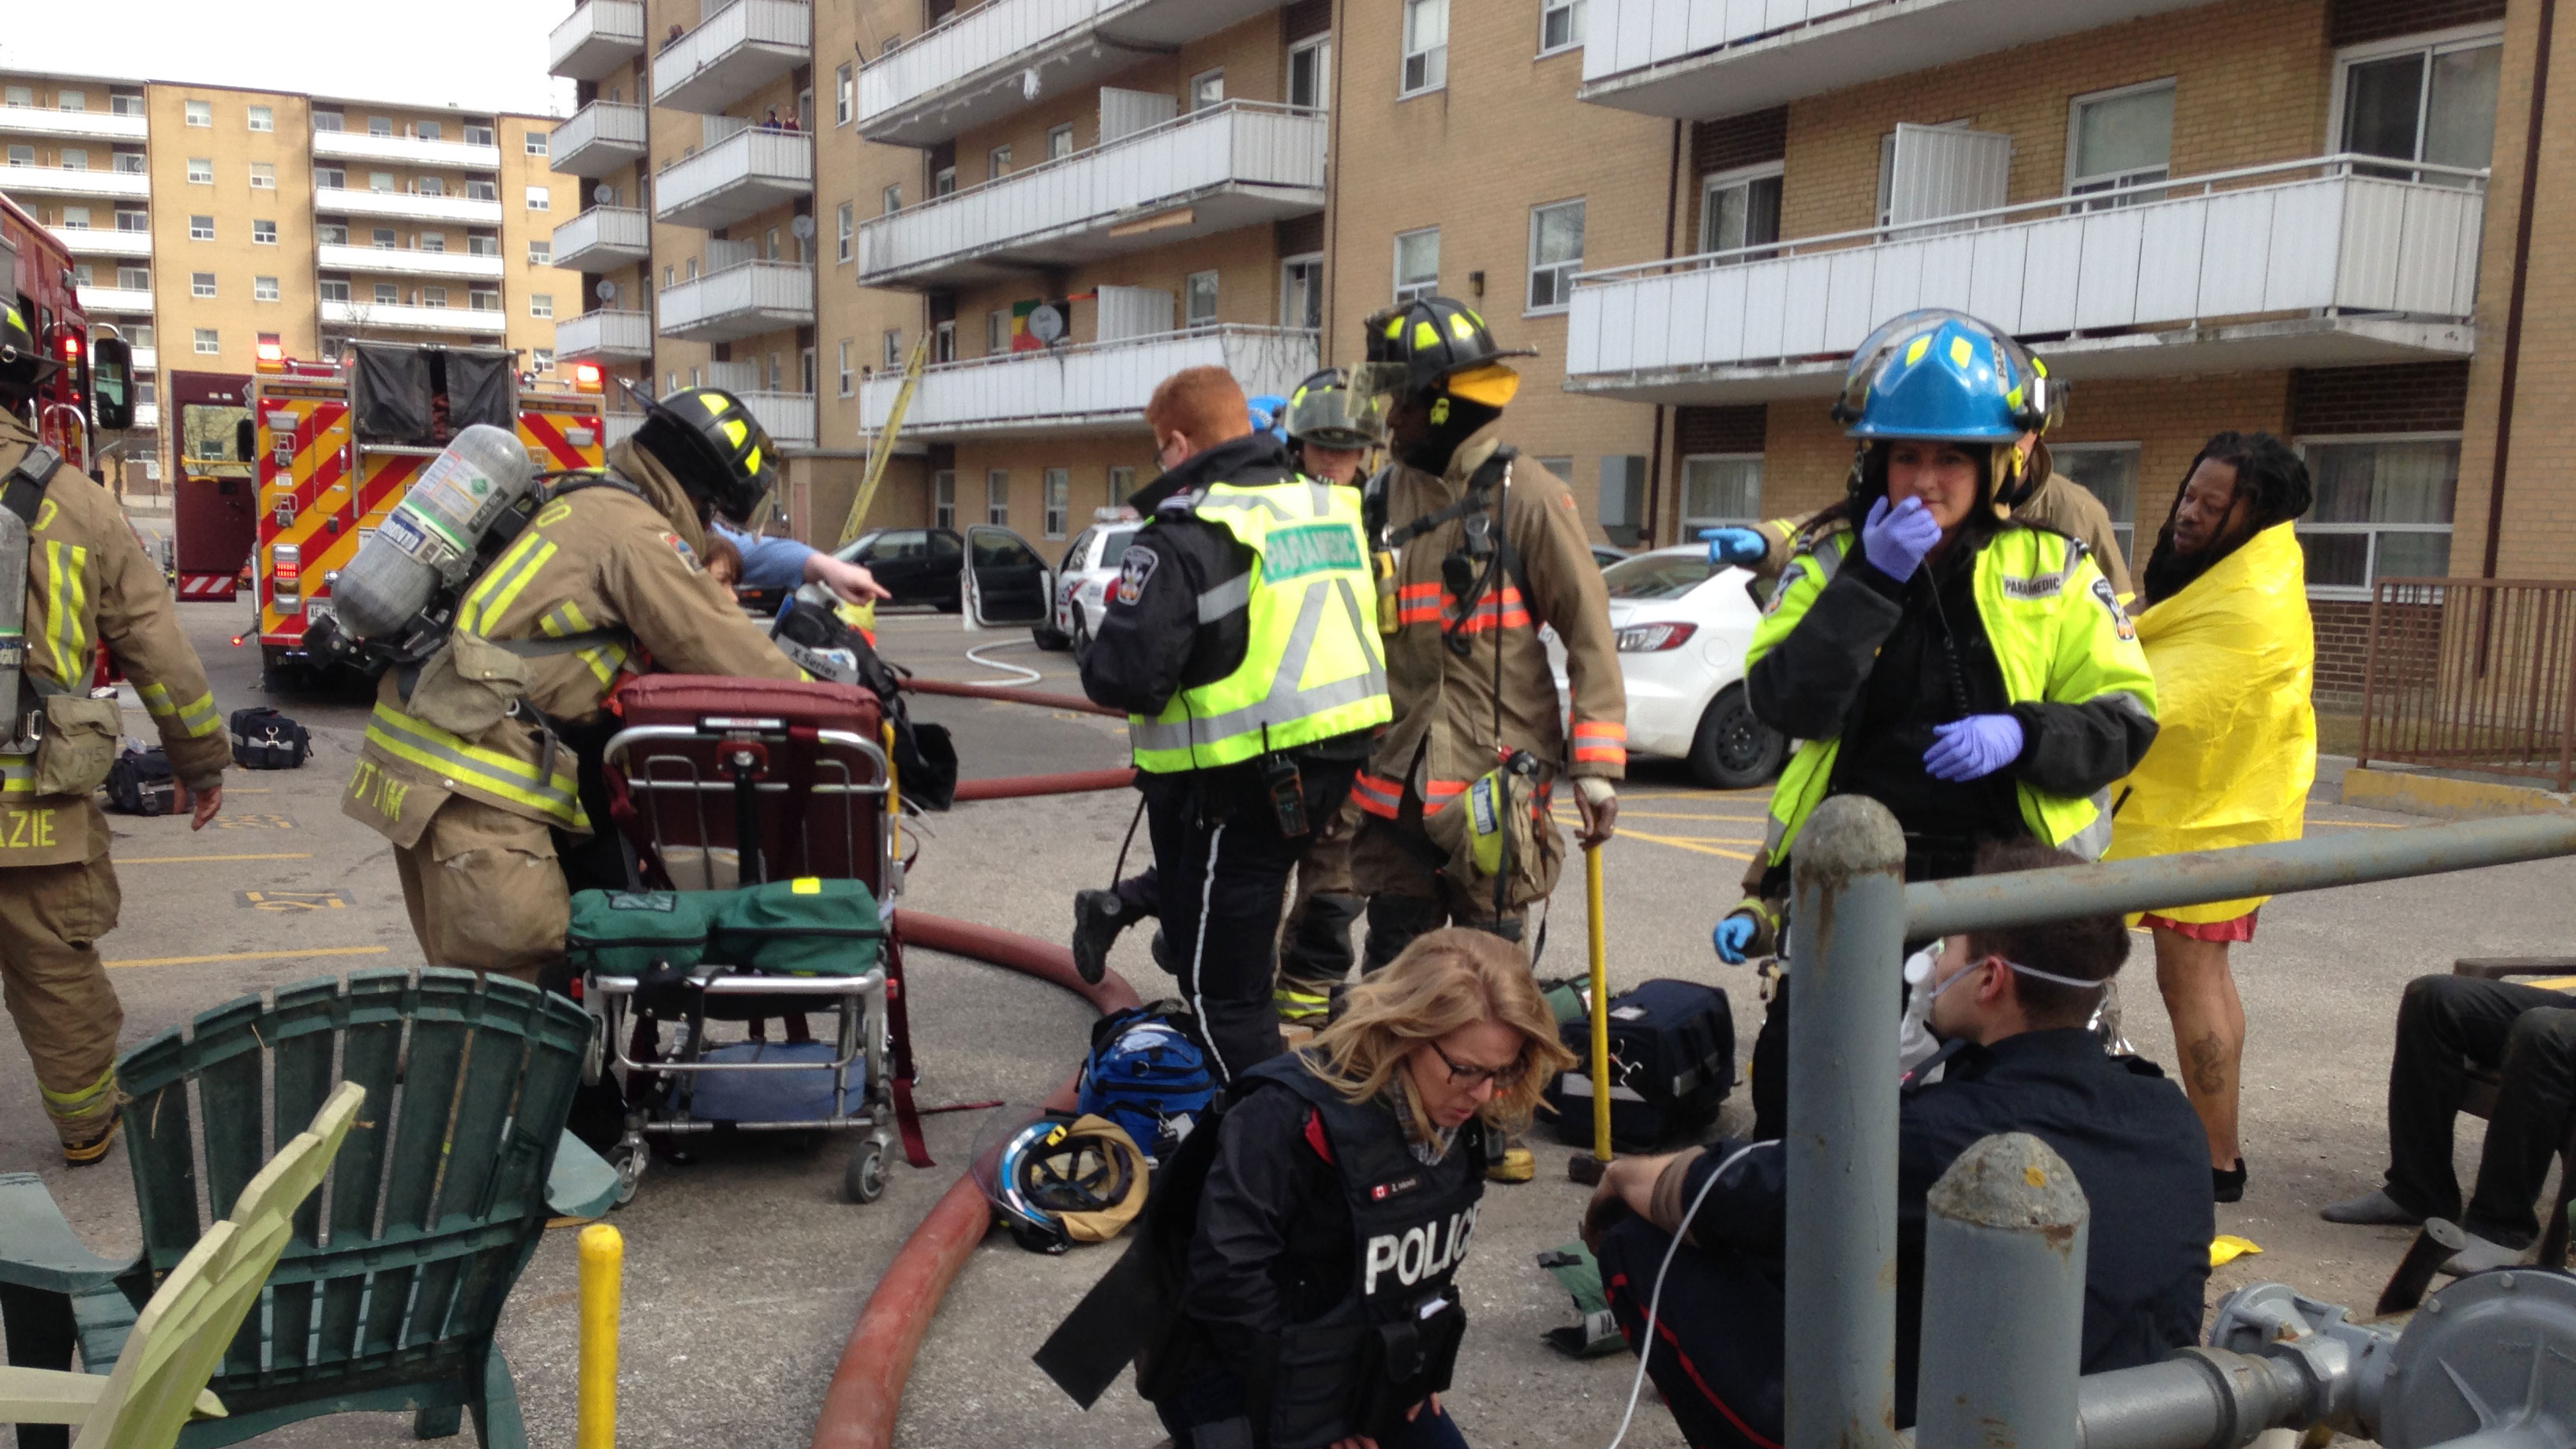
top-left (550, 102), bottom-right (648, 178)
top-left (320, 299), bottom-right (508, 336)
top-left (1563, 159), bottom-right (2487, 405)
top-left (736, 390), bottom-right (816, 447)
top-left (0, 107), bottom-right (148, 144)
top-left (652, 127), bottom-right (811, 231)
top-left (858, 0), bottom-right (1279, 147)
top-left (551, 0), bottom-right (648, 81)
top-left (603, 410), bottom-right (645, 447)
top-left (317, 243), bottom-right (507, 281)
top-left (860, 325), bottom-right (1316, 439)
top-left (859, 102), bottom-right (1324, 289)
top-left (315, 187), bottom-right (506, 227)
top-left (1, 165), bottom-right (148, 200)
top-left (550, 205), bottom-right (653, 271)
top-left (76, 285), bottom-right (153, 315)
top-left (129, 402), bottom-right (158, 430)
top-left (312, 129), bottom-right (503, 170)
top-left (556, 309), bottom-right (656, 362)
top-left (657, 260), bottom-right (814, 343)
top-left (653, 0), bottom-right (811, 116)
top-left (125, 347), bottom-right (155, 372)
top-left (1581, 0), bottom-right (2222, 119)
top-left (49, 226), bottom-right (150, 258)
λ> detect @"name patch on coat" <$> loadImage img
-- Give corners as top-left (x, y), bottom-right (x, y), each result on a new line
top-left (1112, 545), bottom-right (1159, 605)
top-left (1262, 522), bottom-right (1364, 582)
top-left (2000, 569), bottom-right (2069, 601)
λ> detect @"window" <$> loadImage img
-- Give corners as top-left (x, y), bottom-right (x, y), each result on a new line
top-left (1527, 198), bottom-right (1584, 312)
top-left (372, 227), bottom-right (396, 249)
top-left (247, 104), bottom-right (273, 133)
top-left (1599, 455), bottom-right (1648, 546)
top-left (534, 348), bottom-right (555, 372)
top-left (933, 166), bottom-right (957, 197)
top-left (528, 239), bottom-right (550, 265)
top-left (934, 319), bottom-right (957, 362)
top-left (418, 176), bottom-right (444, 198)
top-left (1185, 269), bottom-right (1220, 328)
top-left (1394, 227), bottom-right (1440, 302)
top-left (987, 470), bottom-right (1010, 526)
top-left (467, 231), bottom-right (499, 256)
top-left (1700, 163), bottom-right (1783, 257)
top-left (59, 205), bottom-right (89, 230)
top-left (313, 110), bottom-right (344, 132)
top-left (1402, 0), bottom-right (1449, 95)
top-left (836, 63), bottom-right (854, 125)
top-left (2338, 32), bottom-right (2504, 184)
top-left (2051, 444), bottom-right (2142, 563)
top-left (118, 265), bottom-right (148, 290)
top-left (1190, 69), bottom-right (1226, 112)
top-left (884, 328), bottom-right (903, 369)
top-left (184, 99), bottom-right (211, 127)
top-left (2297, 436), bottom-right (2461, 593)
top-left (193, 327), bottom-right (219, 354)
top-left (249, 161), bottom-right (275, 189)
top-left (1044, 468), bottom-right (1070, 538)
top-left (317, 222), bottom-right (351, 245)
top-left (186, 157), bottom-right (212, 185)
top-left (57, 91), bottom-right (85, 112)
top-left (837, 339), bottom-right (854, 396)
top-left (466, 178), bottom-right (497, 200)
top-left (320, 279), bottom-right (350, 302)
top-left (375, 283), bottom-right (399, 304)
top-left (529, 293), bottom-right (553, 319)
top-left (840, 202), bottom-right (858, 263)
top-left (114, 150), bottom-right (145, 174)
top-left (1289, 35), bottom-right (1332, 110)
top-left (369, 116), bottom-right (393, 137)
top-left (418, 121), bottom-right (444, 142)
top-left (987, 144), bottom-right (1010, 180)
top-left (987, 309), bottom-right (1008, 354)
top-left (252, 219), bottom-right (277, 245)
top-left (1048, 124), bottom-right (1073, 161)
top-left (1679, 455), bottom-right (1762, 531)
top-left (933, 470), bottom-right (956, 529)
top-left (798, 87), bottom-right (814, 129)
top-left (1109, 466), bottom-right (1136, 509)
top-left (1282, 256), bottom-right (1324, 328)
top-left (468, 288), bottom-right (498, 311)
top-left (189, 214), bottom-right (215, 240)
top-left (111, 92), bottom-right (143, 118)
top-left (2, 86), bottom-right (27, 108)
top-left (73, 263), bottom-right (92, 287)
top-left (2065, 80), bottom-right (2173, 208)
top-left (4, 145), bottom-right (28, 167)
top-left (116, 208), bottom-right (148, 233)
top-left (369, 171), bottom-right (394, 193)
top-left (1541, 0), bottom-right (1586, 52)
top-left (525, 185), bottom-right (550, 210)
top-left (766, 226), bottom-right (782, 260)
top-left (59, 149), bottom-right (87, 171)
top-left (316, 166), bottom-right (345, 188)
top-left (684, 256), bottom-right (699, 280)
top-left (127, 323), bottom-right (152, 350)
top-left (421, 286), bottom-right (449, 309)
top-left (252, 275), bottom-right (279, 302)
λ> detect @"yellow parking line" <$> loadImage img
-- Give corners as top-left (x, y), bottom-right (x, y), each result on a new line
top-left (119, 852), bottom-right (315, 864)
top-left (1616, 827), bottom-right (1756, 861)
top-left (107, 945), bottom-right (389, 971)
top-left (2306, 819), bottom-right (2407, 829)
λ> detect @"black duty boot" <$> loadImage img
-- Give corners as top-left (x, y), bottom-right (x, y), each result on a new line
top-left (1071, 889), bottom-right (1134, 986)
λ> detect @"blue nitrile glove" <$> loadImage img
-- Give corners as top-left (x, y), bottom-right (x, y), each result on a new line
top-left (1923, 713), bottom-right (2026, 782)
top-left (1861, 495), bottom-right (1941, 582)
top-left (1713, 912), bottom-right (1758, 964)
top-left (1702, 526), bottom-right (1766, 567)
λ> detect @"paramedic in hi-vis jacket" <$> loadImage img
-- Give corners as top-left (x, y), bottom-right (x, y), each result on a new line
top-left (0, 301), bottom-right (230, 1164)
top-left (343, 388), bottom-right (817, 983)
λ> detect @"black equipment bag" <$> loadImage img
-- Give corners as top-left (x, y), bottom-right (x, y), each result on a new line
top-left (771, 597), bottom-right (959, 810)
top-left (104, 744), bottom-right (178, 817)
top-left (229, 706), bottom-right (313, 769)
top-left (1544, 978), bottom-right (1735, 1149)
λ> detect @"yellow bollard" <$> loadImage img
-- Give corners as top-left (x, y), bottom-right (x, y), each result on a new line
top-left (1587, 844), bottom-right (1612, 1166)
top-left (577, 1222), bottom-right (623, 1449)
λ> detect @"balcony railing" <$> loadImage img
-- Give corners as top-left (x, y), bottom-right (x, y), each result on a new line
top-left (314, 187), bottom-right (505, 226)
top-left (736, 391), bottom-right (816, 447)
top-left (550, 0), bottom-right (648, 80)
top-left (320, 299), bottom-right (508, 336)
top-left (550, 102), bottom-right (649, 178)
top-left (130, 402), bottom-right (158, 431)
top-left (0, 107), bottom-right (149, 143)
top-left (859, 325), bottom-right (1316, 439)
top-left (556, 309), bottom-right (656, 362)
top-left (657, 260), bottom-right (815, 343)
top-left (1578, 0), bottom-right (2215, 118)
top-left (653, 127), bottom-right (811, 231)
top-left (550, 205), bottom-right (653, 271)
top-left (312, 129), bottom-right (502, 170)
top-left (653, 0), bottom-right (811, 116)
top-left (128, 347), bottom-right (156, 373)
top-left (858, 102), bottom-right (1324, 288)
top-left (604, 410), bottom-right (645, 447)
top-left (316, 243), bottom-right (507, 281)
top-left (50, 227), bottom-right (150, 258)
top-left (1564, 156), bottom-right (2486, 404)
top-left (75, 285), bottom-right (152, 314)
top-left (2361, 579), bottom-right (2576, 792)
top-left (2, 165), bottom-right (148, 200)
top-left (856, 0), bottom-right (1279, 147)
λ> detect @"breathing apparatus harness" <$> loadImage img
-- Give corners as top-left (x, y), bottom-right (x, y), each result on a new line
top-left (0, 445), bottom-right (65, 753)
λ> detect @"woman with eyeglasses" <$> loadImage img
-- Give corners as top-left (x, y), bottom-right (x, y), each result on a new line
top-left (1042, 928), bottom-right (1573, 1449)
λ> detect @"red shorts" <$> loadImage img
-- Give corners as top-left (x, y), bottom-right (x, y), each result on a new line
top-left (2140, 910), bottom-right (2257, 943)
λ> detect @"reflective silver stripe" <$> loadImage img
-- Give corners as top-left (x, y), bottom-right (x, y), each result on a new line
top-left (2061, 791), bottom-right (2114, 860)
top-left (1196, 573), bottom-right (1251, 623)
top-left (1190, 492), bottom-right (1297, 522)
top-left (1129, 581), bottom-right (1383, 754)
top-left (1809, 536), bottom-right (1847, 585)
top-left (1, 753), bottom-right (32, 795)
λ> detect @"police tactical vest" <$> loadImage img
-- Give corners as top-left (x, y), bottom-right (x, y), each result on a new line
top-left (1129, 478), bottom-right (1391, 773)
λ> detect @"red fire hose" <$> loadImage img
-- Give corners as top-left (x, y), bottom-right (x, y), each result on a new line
top-left (951, 768), bottom-right (1136, 802)
top-left (904, 677), bottom-right (1121, 717)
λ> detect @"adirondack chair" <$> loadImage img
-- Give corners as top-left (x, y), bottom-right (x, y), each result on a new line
top-left (0, 968), bottom-right (620, 1449)
top-left (0, 1080), bottom-right (365, 1448)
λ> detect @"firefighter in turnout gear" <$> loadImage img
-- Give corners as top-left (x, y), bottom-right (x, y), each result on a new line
top-left (343, 387), bottom-right (804, 982)
top-left (0, 301), bottom-right (230, 1163)
top-left (1345, 298), bottom-right (1626, 972)
top-left (1079, 365), bottom-right (1391, 1083)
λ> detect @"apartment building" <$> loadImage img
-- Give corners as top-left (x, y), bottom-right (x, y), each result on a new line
top-left (0, 71), bottom-right (578, 495)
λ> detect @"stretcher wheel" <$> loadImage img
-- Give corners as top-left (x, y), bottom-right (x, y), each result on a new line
top-left (845, 1141), bottom-right (887, 1204)
top-left (611, 1143), bottom-right (647, 1205)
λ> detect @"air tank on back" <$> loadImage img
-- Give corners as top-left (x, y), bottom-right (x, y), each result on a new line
top-left (0, 504), bottom-right (27, 745)
top-left (331, 423), bottom-right (537, 642)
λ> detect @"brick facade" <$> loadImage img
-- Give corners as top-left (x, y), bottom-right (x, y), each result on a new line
top-left (2310, 598), bottom-right (2378, 703)
top-left (2288, 361), bottom-right (2473, 436)
top-left (2329, 0), bottom-right (2507, 47)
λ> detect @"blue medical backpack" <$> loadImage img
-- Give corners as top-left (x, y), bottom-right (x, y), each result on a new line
top-left (1076, 1003), bottom-right (1216, 1166)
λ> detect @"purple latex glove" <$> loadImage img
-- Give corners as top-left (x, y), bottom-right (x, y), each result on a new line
top-left (1923, 713), bottom-right (2025, 781)
top-left (1861, 495), bottom-right (1941, 582)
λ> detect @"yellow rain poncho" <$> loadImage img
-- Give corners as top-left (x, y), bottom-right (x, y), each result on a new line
top-left (2104, 522), bottom-right (2316, 922)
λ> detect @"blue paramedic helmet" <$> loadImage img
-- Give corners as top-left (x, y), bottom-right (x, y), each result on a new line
top-left (1833, 309), bottom-right (2058, 444)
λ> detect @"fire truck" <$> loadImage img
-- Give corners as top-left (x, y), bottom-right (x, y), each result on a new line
top-left (249, 341), bottom-right (607, 683)
top-left (168, 370), bottom-right (257, 599)
top-left (1, 193), bottom-right (103, 468)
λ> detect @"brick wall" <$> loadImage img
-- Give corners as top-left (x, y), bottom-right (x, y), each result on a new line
top-left (1692, 107), bottom-right (1788, 182)
top-left (1280, 0), bottom-right (1329, 42)
top-left (2311, 597), bottom-right (2377, 704)
top-left (2288, 361), bottom-right (2472, 435)
top-left (1674, 404), bottom-right (1766, 456)
top-left (2329, 0), bottom-right (2505, 46)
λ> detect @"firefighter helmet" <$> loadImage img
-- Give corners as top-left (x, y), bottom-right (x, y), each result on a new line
top-left (1833, 310), bottom-right (2061, 443)
top-left (0, 303), bottom-right (53, 406)
top-left (1354, 297), bottom-right (1534, 405)
top-left (632, 386), bottom-right (778, 524)
top-left (1283, 367), bottom-right (1387, 449)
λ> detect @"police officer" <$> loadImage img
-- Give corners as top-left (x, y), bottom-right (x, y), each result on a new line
top-left (0, 301), bottom-right (230, 1163)
top-left (1078, 365), bottom-right (1389, 1082)
top-left (343, 387), bottom-right (809, 982)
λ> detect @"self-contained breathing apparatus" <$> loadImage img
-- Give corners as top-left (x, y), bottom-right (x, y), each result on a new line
top-left (0, 444), bottom-right (63, 753)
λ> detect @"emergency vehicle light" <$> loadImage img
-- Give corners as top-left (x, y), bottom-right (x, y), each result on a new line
top-left (573, 362), bottom-right (602, 391)
top-left (271, 543), bottom-right (301, 608)
top-left (256, 340), bottom-right (286, 370)
top-left (60, 336), bottom-right (81, 358)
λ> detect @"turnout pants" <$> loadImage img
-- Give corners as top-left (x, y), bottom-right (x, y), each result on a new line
top-left (2382, 974), bottom-right (2576, 1248)
top-left (393, 795), bottom-right (572, 984)
top-left (1350, 789), bottom-right (1533, 975)
top-left (0, 855), bottom-right (125, 1147)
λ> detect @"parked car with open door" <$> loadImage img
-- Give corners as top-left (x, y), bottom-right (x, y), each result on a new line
top-left (1043, 517), bottom-right (1143, 659)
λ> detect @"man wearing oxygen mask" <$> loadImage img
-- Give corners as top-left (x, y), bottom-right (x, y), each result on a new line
top-left (1582, 840), bottom-right (2209, 1449)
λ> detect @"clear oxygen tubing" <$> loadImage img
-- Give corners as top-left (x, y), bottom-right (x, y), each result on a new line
top-left (1606, 1139), bottom-right (1781, 1449)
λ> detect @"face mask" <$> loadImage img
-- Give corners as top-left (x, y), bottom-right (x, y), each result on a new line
top-left (1916, 950), bottom-right (2106, 1035)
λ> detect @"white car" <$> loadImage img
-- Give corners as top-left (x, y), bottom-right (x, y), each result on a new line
top-left (1548, 545), bottom-right (1787, 788)
top-left (1041, 517), bottom-right (1144, 657)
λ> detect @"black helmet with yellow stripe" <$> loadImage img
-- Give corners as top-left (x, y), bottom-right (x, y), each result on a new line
top-left (634, 385), bottom-right (777, 524)
top-left (0, 301), bottom-right (54, 409)
top-left (1356, 297), bottom-right (1535, 410)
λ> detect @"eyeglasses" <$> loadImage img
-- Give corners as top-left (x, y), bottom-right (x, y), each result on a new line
top-left (1429, 1041), bottom-right (1525, 1091)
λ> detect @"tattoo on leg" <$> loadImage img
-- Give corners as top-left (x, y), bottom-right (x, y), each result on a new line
top-left (2186, 1033), bottom-right (2230, 1097)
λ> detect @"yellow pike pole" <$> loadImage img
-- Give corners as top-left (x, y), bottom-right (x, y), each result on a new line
top-left (578, 1222), bottom-right (624, 1449)
top-left (1587, 843), bottom-right (1612, 1166)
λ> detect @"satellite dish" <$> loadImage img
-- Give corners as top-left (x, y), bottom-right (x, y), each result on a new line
top-left (791, 213), bottom-right (816, 240)
top-left (595, 279), bottom-right (618, 301)
top-left (1027, 302), bottom-right (1066, 345)
top-left (593, 183), bottom-right (615, 204)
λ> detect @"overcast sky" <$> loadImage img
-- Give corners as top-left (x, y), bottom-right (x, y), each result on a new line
top-left (3, 2), bottom-right (578, 118)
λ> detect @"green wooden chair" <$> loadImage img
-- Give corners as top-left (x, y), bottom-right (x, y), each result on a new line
top-left (0, 1080), bottom-right (365, 1448)
top-left (0, 968), bottom-right (620, 1449)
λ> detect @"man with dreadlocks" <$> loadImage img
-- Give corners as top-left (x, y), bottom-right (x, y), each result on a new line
top-left (2106, 429), bottom-right (2317, 1203)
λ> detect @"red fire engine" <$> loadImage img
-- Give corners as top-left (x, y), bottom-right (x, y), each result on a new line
top-left (0, 193), bottom-right (100, 468)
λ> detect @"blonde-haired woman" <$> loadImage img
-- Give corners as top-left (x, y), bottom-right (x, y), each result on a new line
top-left (1148, 927), bottom-right (1572, 1449)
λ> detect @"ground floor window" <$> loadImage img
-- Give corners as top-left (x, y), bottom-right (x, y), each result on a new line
top-left (987, 469), bottom-right (1010, 526)
top-left (932, 470), bottom-right (955, 529)
top-left (1679, 454), bottom-right (1762, 533)
top-left (2295, 434), bottom-right (2459, 595)
top-left (2050, 441), bottom-right (2143, 566)
top-left (1043, 468), bottom-right (1069, 538)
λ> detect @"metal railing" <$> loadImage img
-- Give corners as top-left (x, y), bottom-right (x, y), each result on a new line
top-left (856, 324), bottom-right (1316, 435)
top-left (2360, 578), bottom-right (2576, 793)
